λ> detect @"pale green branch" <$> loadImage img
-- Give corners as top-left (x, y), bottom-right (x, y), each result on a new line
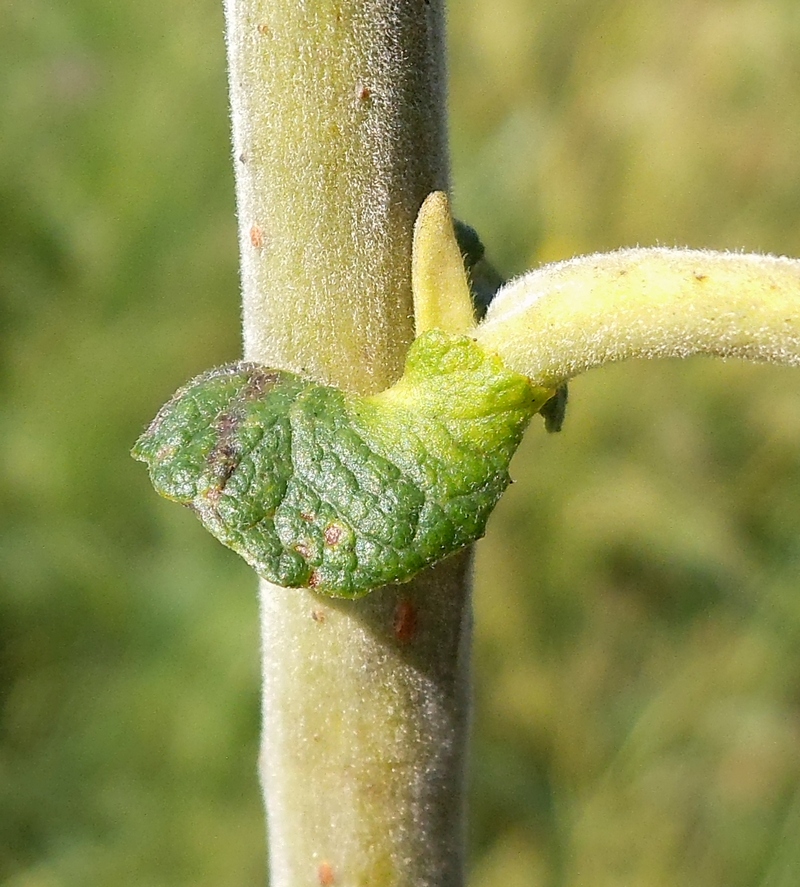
top-left (475, 248), bottom-right (800, 388)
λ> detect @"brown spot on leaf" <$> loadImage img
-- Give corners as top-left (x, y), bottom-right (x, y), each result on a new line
top-left (244, 368), bottom-right (280, 399)
top-left (256, 22), bottom-right (271, 36)
top-left (308, 570), bottom-right (321, 588)
top-left (155, 444), bottom-right (176, 461)
top-left (295, 541), bottom-right (312, 559)
top-left (216, 412), bottom-right (241, 438)
top-left (318, 861), bottom-right (335, 885)
top-left (311, 609), bottom-right (327, 624)
top-left (393, 598), bottom-right (417, 644)
top-left (694, 272), bottom-right (708, 282)
top-left (323, 524), bottom-right (343, 546)
top-left (300, 511), bottom-right (315, 522)
top-left (206, 439), bottom-right (238, 491)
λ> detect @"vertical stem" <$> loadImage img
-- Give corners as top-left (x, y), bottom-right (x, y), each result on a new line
top-left (259, 554), bottom-right (472, 887)
top-left (224, 1), bottom-right (470, 885)
top-left (227, 0), bottom-right (449, 393)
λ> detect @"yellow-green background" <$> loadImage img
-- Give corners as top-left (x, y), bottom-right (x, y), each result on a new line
top-left (3, 1), bottom-right (800, 884)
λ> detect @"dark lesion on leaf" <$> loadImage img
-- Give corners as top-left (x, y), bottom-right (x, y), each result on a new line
top-left (323, 524), bottom-right (344, 546)
top-left (294, 540), bottom-right (313, 559)
top-left (214, 411), bottom-right (241, 439)
top-left (205, 409), bottom-right (245, 494)
top-left (206, 440), bottom-right (239, 497)
top-left (204, 366), bottom-right (280, 494)
top-left (242, 365), bottom-right (281, 399)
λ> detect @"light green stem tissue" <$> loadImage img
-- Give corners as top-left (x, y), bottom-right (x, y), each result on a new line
top-left (477, 248), bottom-right (800, 388)
top-left (223, 0), bottom-right (470, 884)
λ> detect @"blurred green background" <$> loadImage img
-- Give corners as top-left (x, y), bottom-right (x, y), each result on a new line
top-left (3, 0), bottom-right (800, 884)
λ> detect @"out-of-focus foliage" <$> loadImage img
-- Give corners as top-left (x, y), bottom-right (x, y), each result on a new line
top-left (2, 0), bottom-right (800, 885)
top-left (451, 3), bottom-right (800, 885)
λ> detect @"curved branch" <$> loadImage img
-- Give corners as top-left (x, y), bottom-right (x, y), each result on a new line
top-left (475, 248), bottom-right (800, 388)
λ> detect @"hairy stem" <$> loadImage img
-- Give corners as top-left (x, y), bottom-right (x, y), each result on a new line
top-left (224, 1), bottom-right (470, 885)
top-left (477, 248), bottom-right (800, 387)
top-left (226, 0), bottom-right (448, 394)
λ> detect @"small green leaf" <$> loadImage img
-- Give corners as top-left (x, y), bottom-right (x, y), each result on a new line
top-left (132, 331), bottom-right (553, 597)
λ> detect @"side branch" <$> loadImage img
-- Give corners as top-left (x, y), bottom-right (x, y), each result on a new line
top-left (476, 248), bottom-right (800, 388)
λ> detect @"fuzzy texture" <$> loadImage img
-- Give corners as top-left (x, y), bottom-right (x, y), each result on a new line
top-left (224, 0), bottom-right (471, 884)
top-left (412, 192), bottom-right (476, 336)
top-left (477, 248), bottom-right (800, 388)
top-left (226, 0), bottom-right (449, 394)
top-left (131, 332), bottom-right (547, 597)
top-left (259, 552), bottom-right (472, 887)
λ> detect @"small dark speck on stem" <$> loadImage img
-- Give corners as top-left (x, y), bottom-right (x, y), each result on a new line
top-left (250, 225), bottom-right (265, 248)
top-left (393, 598), bottom-right (417, 644)
top-left (356, 83), bottom-right (372, 104)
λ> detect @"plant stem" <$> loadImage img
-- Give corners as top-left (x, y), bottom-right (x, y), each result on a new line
top-left (224, 1), bottom-right (470, 885)
top-left (226, 0), bottom-right (448, 394)
top-left (258, 555), bottom-right (472, 887)
top-left (477, 248), bottom-right (800, 387)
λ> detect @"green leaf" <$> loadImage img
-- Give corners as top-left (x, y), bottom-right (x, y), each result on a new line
top-left (132, 330), bottom-right (552, 597)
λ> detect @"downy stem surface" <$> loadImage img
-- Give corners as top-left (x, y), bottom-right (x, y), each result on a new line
top-left (224, 1), bottom-right (470, 885)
